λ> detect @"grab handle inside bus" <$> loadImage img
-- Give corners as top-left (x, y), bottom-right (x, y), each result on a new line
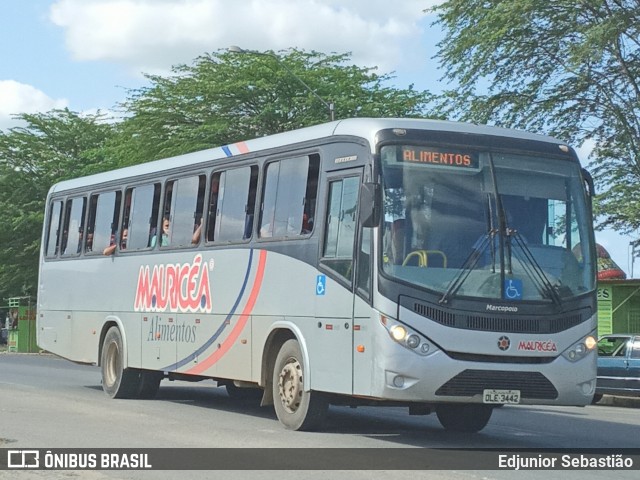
top-left (359, 182), bottom-right (381, 228)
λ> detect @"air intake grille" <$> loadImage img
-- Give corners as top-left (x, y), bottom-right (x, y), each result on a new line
top-left (413, 302), bottom-right (456, 327)
top-left (404, 297), bottom-right (589, 334)
top-left (435, 369), bottom-right (558, 399)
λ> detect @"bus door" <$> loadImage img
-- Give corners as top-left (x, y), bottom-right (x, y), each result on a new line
top-left (315, 168), bottom-right (363, 394)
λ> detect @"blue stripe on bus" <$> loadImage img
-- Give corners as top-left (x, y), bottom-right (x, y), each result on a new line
top-left (222, 145), bottom-right (233, 157)
top-left (160, 249), bottom-right (254, 371)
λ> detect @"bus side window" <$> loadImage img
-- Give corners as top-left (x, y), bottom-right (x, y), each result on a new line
top-left (61, 196), bottom-right (87, 257)
top-left (125, 183), bottom-right (161, 250)
top-left (356, 227), bottom-right (371, 296)
top-left (162, 175), bottom-right (206, 248)
top-left (207, 166), bottom-right (258, 243)
top-left (321, 176), bottom-right (360, 281)
top-left (259, 154), bottom-right (319, 239)
top-left (87, 191), bottom-right (122, 254)
top-left (45, 200), bottom-right (64, 258)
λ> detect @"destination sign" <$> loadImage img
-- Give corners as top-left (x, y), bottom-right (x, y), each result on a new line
top-left (399, 146), bottom-right (479, 170)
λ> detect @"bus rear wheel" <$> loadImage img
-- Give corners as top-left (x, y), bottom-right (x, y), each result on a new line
top-left (435, 404), bottom-right (493, 432)
top-left (101, 326), bottom-right (141, 399)
top-left (272, 339), bottom-right (328, 431)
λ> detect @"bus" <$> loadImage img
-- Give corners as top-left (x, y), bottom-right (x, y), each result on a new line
top-left (37, 118), bottom-right (598, 432)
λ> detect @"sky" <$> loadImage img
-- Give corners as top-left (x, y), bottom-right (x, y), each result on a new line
top-left (0, 0), bottom-right (635, 276)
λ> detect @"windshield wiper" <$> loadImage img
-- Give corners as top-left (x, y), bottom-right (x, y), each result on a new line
top-left (439, 229), bottom-right (497, 304)
top-left (440, 193), bottom-right (498, 304)
top-left (509, 229), bottom-right (562, 305)
top-left (439, 152), bottom-right (561, 305)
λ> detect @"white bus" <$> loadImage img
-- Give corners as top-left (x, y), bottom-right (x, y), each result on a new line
top-left (37, 118), bottom-right (598, 432)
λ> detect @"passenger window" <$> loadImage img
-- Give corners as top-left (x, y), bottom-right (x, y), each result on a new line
top-left (86, 191), bottom-right (122, 254)
top-left (61, 197), bottom-right (87, 256)
top-left (45, 200), bottom-right (64, 258)
top-left (631, 340), bottom-right (640, 359)
top-left (162, 175), bottom-right (206, 248)
top-left (125, 183), bottom-right (161, 250)
top-left (356, 227), bottom-right (371, 296)
top-left (321, 176), bottom-right (360, 280)
top-left (207, 166), bottom-right (258, 242)
top-left (259, 155), bottom-right (319, 238)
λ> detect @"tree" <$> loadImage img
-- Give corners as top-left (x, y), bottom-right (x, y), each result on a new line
top-left (428, 0), bottom-right (640, 240)
top-left (0, 50), bottom-right (432, 298)
top-left (0, 109), bottom-right (114, 297)
top-left (106, 49), bottom-right (433, 166)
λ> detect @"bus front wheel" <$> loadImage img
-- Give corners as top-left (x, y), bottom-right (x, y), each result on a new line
top-left (101, 326), bottom-right (140, 399)
top-left (435, 404), bottom-right (493, 432)
top-left (272, 339), bottom-right (328, 431)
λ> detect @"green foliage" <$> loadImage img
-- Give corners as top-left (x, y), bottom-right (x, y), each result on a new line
top-left (429, 0), bottom-right (640, 240)
top-left (105, 49), bottom-right (433, 166)
top-left (0, 49), bottom-right (432, 299)
top-left (0, 109), bottom-right (114, 297)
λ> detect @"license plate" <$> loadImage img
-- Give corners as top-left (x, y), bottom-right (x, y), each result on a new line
top-left (483, 389), bottom-right (521, 404)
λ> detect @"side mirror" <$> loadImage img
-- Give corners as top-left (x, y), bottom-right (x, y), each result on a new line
top-left (359, 182), bottom-right (381, 228)
top-left (582, 168), bottom-right (595, 197)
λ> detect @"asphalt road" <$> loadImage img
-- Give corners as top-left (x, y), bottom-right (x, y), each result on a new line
top-left (1, 352), bottom-right (639, 480)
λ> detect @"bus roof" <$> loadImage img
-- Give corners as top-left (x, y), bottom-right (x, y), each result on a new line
top-left (48, 117), bottom-right (567, 195)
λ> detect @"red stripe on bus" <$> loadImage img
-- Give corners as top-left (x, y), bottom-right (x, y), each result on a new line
top-left (186, 249), bottom-right (267, 375)
top-left (236, 141), bottom-right (249, 154)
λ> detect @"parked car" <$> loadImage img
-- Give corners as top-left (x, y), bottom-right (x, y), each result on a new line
top-left (593, 334), bottom-right (640, 403)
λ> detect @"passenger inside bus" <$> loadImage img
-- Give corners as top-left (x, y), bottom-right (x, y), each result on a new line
top-left (85, 230), bottom-right (94, 252)
top-left (150, 217), bottom-right (170, 247)
top-left (103, 228), bottom-right (128, 255)
top-left (302, 212), bottom-right (313, 234)
top-left (192, 220), bottom-right (202, 244)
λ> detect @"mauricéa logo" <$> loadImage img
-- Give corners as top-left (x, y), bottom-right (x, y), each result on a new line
top-left (134, 254), bottom-right (212, 313)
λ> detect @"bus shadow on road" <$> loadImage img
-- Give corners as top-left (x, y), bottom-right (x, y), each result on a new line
top-left (144, 383), bottom-right (513, 446)
top-left (154, 381), bottom-right (277, 421)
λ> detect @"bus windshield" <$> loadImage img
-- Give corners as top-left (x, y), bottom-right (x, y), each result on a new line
top-left (380, 144), bottom-right (596, 302)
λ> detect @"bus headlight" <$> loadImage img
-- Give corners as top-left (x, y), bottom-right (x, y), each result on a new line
top-left (390, 325), bottom-right (407, 342)
top-left (381, 314), bottom-right (434, 356)
top-left (562, 334), bottom-right (597, 362)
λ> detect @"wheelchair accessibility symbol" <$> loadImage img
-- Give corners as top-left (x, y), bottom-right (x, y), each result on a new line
top-left (504, 279), bottom-right (523, 300)
top-left (316, 275), bottom-right (326, 296)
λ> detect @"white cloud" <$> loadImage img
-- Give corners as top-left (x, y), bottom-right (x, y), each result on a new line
top-left (0, 80), bottom-right (68, 131)
top-left (49, 0), bottom-right (439, 75)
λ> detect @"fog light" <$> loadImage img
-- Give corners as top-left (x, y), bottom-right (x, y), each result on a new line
top-left (406, 334), bottom-right (420, 349)
top-left (393, 375), bottom-right (405, 388)
top-left (582, 381), bottom-right (594, 395)
top-left (420, 343), bottom-right (430, 354)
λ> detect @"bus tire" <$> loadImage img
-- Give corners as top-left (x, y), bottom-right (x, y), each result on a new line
top-left (272, 339), bottom-right (328, 431)
top-left (435, 404), bottom-right (493, 433)
top-left (101, 326), bottom-right (140, 399)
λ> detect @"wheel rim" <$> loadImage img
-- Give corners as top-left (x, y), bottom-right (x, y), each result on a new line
top-left (104, 341), bottom-right (120, 387)
top-left (278, 357), bottom-right (303, 414)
